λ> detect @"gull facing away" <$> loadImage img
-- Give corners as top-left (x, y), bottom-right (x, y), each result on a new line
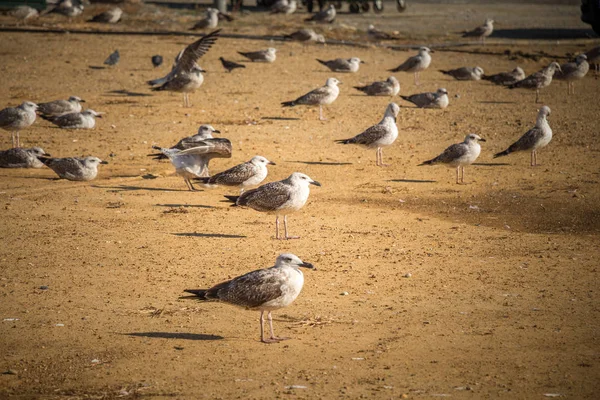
top-left (555, 54), bottom-right (589, 94)
top-left (238, 48), bottom-right (277, 63)
top-left (462, 18), bottom-right (494, 44)
top-left (281, 78), bottom-right (340, 121)
top-left (38, 156), bottom-right (108, 181)
top-left (284, 28), bottom-right (325, 43)
top-left (40, 109), bottom-right (102, 129)
top-left (419, 133), bottom-right (486, 184)
top-left (89, 7), bottom-right (122, 23)
top-left (586, 46), bottom-right (600, 75)
top-left (305, 4), bottom-right (336, 23)
top-left (37, 96), bottom-right (84, 116)
top-left (149, 30), bottom-right (220, 107)
top-left (494, 106), bottom-right (552, 166)
top-left (368, 24), bottom-right (395, 40)
top-left (224, 172), bottom-right (321, 240)
top-left (0, 147), bottom-right (49, 168)
top-left (482, 67), bottom-right (525, 86)
top-left (401, 88), bottom-right (448, 109)
top-left (389, 47), bottom-right (432, 85)
top-left (336, 103), bottom-right (400, 166)
top-left (508, 61), bottom-right (562, 103)
top-left (316, 57), bottom-right (363, 73)
top-left (220, 57), bottom-right (245, 72)
top-left (194, 156), bottom-right (275, 192)
top-left (354, 76), bottom-right (400, 96)
top-left (191, 8), bottom-right (219, 30)
top-left (271, 0), bottom-right (297, 14)
top-left (183, 253), bottom-right (314, 343)
top-left (104, 50), bottom-right (120, 66)
top-left (0, 102), bottom-right (37, 147)
top-left (440, 66), bottom-right (484, 81)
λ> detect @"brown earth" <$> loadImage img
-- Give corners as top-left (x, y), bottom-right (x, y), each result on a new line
top-left (1, 2), bottom-right (600, 399)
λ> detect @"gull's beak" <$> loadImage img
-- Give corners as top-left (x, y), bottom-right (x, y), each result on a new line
top-left (269, 161), bottom-right (276, 165)
top-left (310, 180), bottom-right (321, 187)
top-left (479, 138), bottom-right (486, 142)
top-left (299, 262), bottom-right (315, 269)
top-left (96, 114), bottom-right (103, 118)
top-left (80, 99), bottom-right (86, 103)
top-left (44, 152), bottom-right (52, 157)
top-left (337, 81), bottom-right (343, 85)
top-left (100, 161), bottom-right (109, 164)
top-left (212, 129), bottom-right (221, 134)
top-left (360, 61), bottom-right (365, 64)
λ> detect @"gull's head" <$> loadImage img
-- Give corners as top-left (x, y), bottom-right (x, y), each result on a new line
top-left (465, 133), bottom-right (485, 143)
top-left (513, 66), bottom-right (525, 75)
top-left (538, 105), bottom-right (551, 118)
top-left (21, 101), bottom-right (38, 111)
top-left (575, 54), bottom-right (588, 64)
top-left (419, 47), bottom-right (432, 54)
top-left (315, 34), bottom-right (326, 44)
top-left (68, 96), bottom-right (84, 103)
top-left (267, 48), bottom-right (277, 55)
top-left (349, 57), bottom-right (363, 65)
top-left (84, 157), bottom-right (108, 167)
top-left (289, 172), bottom-right (321, 187)
top-left (326, 77), bottom-right (340, 87)
top-left (83, 109), bottom-right (102, 118)
top-left (275, 253), bottom-right (314, 270)
top-left (474, 66), bottom-right (485, 76)
top-left (437, 88), bottom-right (448, 96)
top-left (250, 155), bottom-right (275, 166)
top-left (327, 4), bottom-right (335, 10)
top-left (485, 18), bottom-right (494, 25)
top-left (197, 124), bottom-right (220, 138)
top-left (387, 76), bottom-right (399, 85)
top-left (548, 61), bottom-right (562, 73)
top-left (207, 8), bottom-right (219, 16)
top-left (386, 102), bottom-right (400, 117)
top-left (368, 24), bottom-right (375, 30)
top-left (29, 147), bottom-right (48, 157)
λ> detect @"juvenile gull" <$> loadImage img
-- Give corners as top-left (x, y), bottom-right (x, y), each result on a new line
top-left (354, 76), bottom-right (400, 96)
top-left (0, 101), bottom-right (38, 147)
top-left (336, 103), bottom-right (400, 166)
top-left (554, 54), bottom-right (589, 94)
top-left (401, 88), bottom-right (448, 109)
top-left (368, 24), bottom-right (395, 40)
top-left (494, 106), bottom-right (552, 166)
top-left (238, 48), bottom-right (277, 63)
top-left (224, 172), bottom-right (321, 240)
top-left (389, 47), bottom-right (432, 85)
top-left (586, 46), bottom-right (600, 75)
top-left (316, 57), bottom-right (363, 73)
top-left (38, 96), bottom-right (85, 116)
top-left (41, 109), bottom-right (102, 129)
top-left (183, 253), bottom-right (314, 343)
top-left (462, 18), bottom-right (494, 44)
top-left (508, 61), bottom-right (561, 103)
top-left (195, 156), bottom-right (275, 192)
top-left (0, 147), bottom-right (49, 168)
top-left (220, 57), bottom-right (245, 72)
top-left (104, 50), bottom-right (120, 66)
top-left (89, 7), bottom-right (122, 23)
top-left (38, 156), bottom-right (107, 181)
top-left (482, 67), bottom-right (525, 86)
top-left (281, 77), bottom-right (340, 121)
top-left (191, 8), bottom-right (219, 30)
top-left (419, 134), bottom-right (485, 184)
top-left (271, 0), bottom-right (297, 14)
top-left (284, 28), bottom-right (325, 43)
top-left (440, 66), bottom-right (484, 81)
top-left (151, 55), bottom-right (163, 68)
top-left (305, 4), bottom-right (335, 23)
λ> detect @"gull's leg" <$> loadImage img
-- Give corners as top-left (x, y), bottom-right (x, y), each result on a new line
top-left (15, 131), bottom-right (20, 148)
top-left (188, 178), bottom-right (199, 191)
top-left (375, 148), bottom-right (380, 166)
top-left (284, 215), bottom-right (299, 240)
top-left (379, 147), bottom-right (390, 167)
top-left (535, 89), bottom-right (540, 103)
top-left (275, 215), bottom-right (280, 240)
top-left (533, 150), bottom-right (538, 166)
top-left (260, 311), bottom-right (277, 343)
top-left (267, 311), bottom-right (290, 341)
top-left (184, 179), bottom-right (192, 191)
top-left (455, 166), bottom-right (459, 184)
top-left (530, 151), bottom-right (534, 167)
top-left (461, 166), bottom-right (465, 183)
top-left (319, 105), bottom-right (326, 121)
top-left (11, 132), bottom-right (16, 148)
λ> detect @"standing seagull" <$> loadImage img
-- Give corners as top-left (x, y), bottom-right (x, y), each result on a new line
top-left (40, 109), bottom-right (102, 129)
top-left (336, 103), bottom-right (400, 166)
top-left (237, 48), bottom-right (277, 63)
top-left (401, 88), bottom-right (449, 109)
top-left (281, 78), bottom-right (340, 121)
top-left (224, 172), bottom-right (321, 240)
top-left (0, 147), bottom-right (49, 168)
top-left (439, 66), bottom-right (484, 81)
top-left (305, 4), bottom-right (335, 23)
top-left (89, 7), bottom-right (122, 23)
top-left (508, 61), bottom-right (561, 103)
top-left (38, 156), bottom-right (108, 181)
top-left (37, 96), bottom-right (85, 117)
top-left (354, 76), bottom-right (400, 96)
top-left (462, 18), bottom-right (494, 44)
top-left (482, 67), bottom-right (525, 86)
top-left (191, 8), bottom-right (219, 30)
top-left (494, 106), bottom-right (552, 166)
top-left (195, 156), bottom-right (275, 192)
top-left (183, 253), bottom-right (314, 343)
top-left (419, 134), bottom-right (485, 184)
top-left (554, 54), bottom-right (589, 94)
top-left (0, 102), bottom-right (38, 148)
top-left (220, 57), bottom-right (246, 72)
top-left (389, 47), bottom-right (432, 85)
top-left (316, 57), bottom-right (363, 73)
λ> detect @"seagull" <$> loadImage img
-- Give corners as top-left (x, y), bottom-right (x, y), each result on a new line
top-left (191, 8), bottom-right (219, 30)
top-left (220, 57), bottom-right (246, 72)
top-left (194, 156), bottom-right (275, 192)
top-left (284, 28), bottom-right (325, 43)
top-left (238, 48), bottom-right (277, 63)
top-left (40, 109), bottom-right (102, 129)
top-left (104, 50), bottom-right (120, 66)
top-left (281, 78), bottom-right (340, 121)
top-left (389, 47), bottom-right (433, 85)
top-left (462, 18), bottom-right (494, 44)
top-left (152, 145), bottom-right (223, 191)
top-left (419, 134), bottom-right (485, 184)
top-left (151, 55), bottom-right (163, 68)
top-left (10, 6), bottom-right (39, 23)
top-left (271, 0), bottom-right (297, 14)
top-left (316, 57), bottom-right (363, 73)
top-left (335, 103), bottom-right (400, 166)
top-left (439, 66), bottom-right (484, 80)
top-left (42, 0), bottom-right (84, 18)
top-left (554, 54), bottom-right (589, 94)
top-left (37, 96), bottom-right (85, 117)
top-left (586, 46), bottom-right (600, 75)
top-left (0, 101), bottom-right (38, 148)
top-left (0, 147), bottom-right (49, 168)
top-left (508, 61), bottom-right (562, 103)
top-left (494, 106), bottom-right (552, 166)
top-left (38, 156), bottom-right (108, 181)
top-left (89, 7), bottom-right (122, 23)
top-left (149, 30), bottom-right (220, 107)
top-left (368, 24), bottom-right (395, 40)
top-left (400, 88), bottom-right (448, 109)
top-left (482, 67), bottom-right (525, 86)
top-left (224, 172), bottom-right (321, 240)
top-left (183, 253), bottom-right (314, 343)
top-left (354, 76), bottom-right (400, 96)
top-left (305, 4), bottom-right (336, 23)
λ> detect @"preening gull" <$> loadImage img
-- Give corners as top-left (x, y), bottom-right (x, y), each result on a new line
top-left (191, 8), bottom-right (219, 30)
top-left (38, 96), bottom-right (85, 116)
top-left (336, 103), bottom-right (400, 166)
top-left (220, 57), bottom-right (245, 72)
top-left (305, 4), bottom-right (335, 23)
top-left (368, 24), bottom-right (395, 40)
top-left (508, 61), bottom-right (561, 103)
top-left (440, 66), bottom-right (484, 81)
top-left (555, 54), bottom-right (589, 94)
top-left (224, 172), bottom-right (321, 240)
top-left (183, 253), bottom-right (314, 343)
top-left (238, 48), bottom-right (277, 63)
top-left (195, 156), bottom-right (275, 192)
top-left (462, 18), bottom-right (494, 44)
top-left (104, 50), bottom-right (120, 66)
top-left (354, 76), bottom-right (400, 96)
top-left (271, 0), bottom-right (297, 14)
top-left (0, 101), bottom-right (37, 147)
top-left (89, 7), bottom-right (122, 23)
top-left (316, 57), bottom-right (363, 73)
top-left (419, 133), bottom-right (485, 184)
top-left (40, 109), bottom-right (102, 129)
top-left (389, 47), bottom-right (432, 85)
top-left (281, 77), bottom-right (340, 121)
top-left (482, 67), bottom-right (525, 86)
top-left (401, 88), bottom-right (448, 109)
top-left (284, 28), bottom-right (325, 43)
top-left (38, 156), bottom-right (108, 181)
top-left (494, 106), bottom-right (552, 166)
top-left (0, 147), bottom-right (49, 168)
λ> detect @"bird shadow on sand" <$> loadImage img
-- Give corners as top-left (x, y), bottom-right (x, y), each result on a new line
top-left (261, 116), bottom-right (301, 121)
top-left (291, 160), bottom-right (352, 166)
top-left (106, 89), bottom-right (152, 97)
top-left (125, 332), bottom-right (223, 341)
top-left (472, 162), bottom-right (510, 166)
top-left (88, 65), bottom-right (106, 70)
top-left (155, 203), bottom-right (215, 209)
top-left (173, 232), bottom-right (247, 239)
top-left (389, 178), bottom-right (437, 183)
top-left (92, 184), bottom-right (190, 192)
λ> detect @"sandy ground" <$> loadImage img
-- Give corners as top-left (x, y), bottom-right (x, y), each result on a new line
top-left (1, 2), bottom-right (600, 399)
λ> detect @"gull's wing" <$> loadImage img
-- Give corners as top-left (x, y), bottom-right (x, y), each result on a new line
top-left (174, 30), bottom-right (220, 74)
top-left (430, 143), bottom-right (467, 164)
top-left (206, 267), bottom-right (284, 308)
top-left (236, 181), bottom-right (292, 212)
top-left (294, 85), bottom-right (330, 105)
top-left (209, 162), bottom-right (255, 185)
top-left (347, 124), bottom-right (389, 145)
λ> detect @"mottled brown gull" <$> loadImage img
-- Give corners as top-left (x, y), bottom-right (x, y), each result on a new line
top-left (40, 109), bottom-right (102, 129)
top-left (482, 67), bottom-right (525, 86)
top-left (38, 156), bottom-right (108, 181)
top-left (316, 57), bottom-right (363, 73)
top-left (0, 147), bottom-right (49, 168)
top-left (195, 156), bottom-right (275, 192)
top-left (0, 101), bottom-right (38, 147)
top-left (400, 88), bottom-right (448, 109)
top-left (389, 47), bottom-right (432, 85)
top-left (555, 54), bottom-right (589, 94)
top-left (238, 48), bottom-right (277, 63)
top-left (281, 78), bottom-right (340, 120)
top-left (354, 77), bottom-right (400, 96)
top-left (440, 66), bottom-right (484, 81)
top-left (508, 62), bottom-right (561, 103)
top-left (419, 134), bottom-right (485, 184)
top-left (38, 96), bottom-right (85, 117)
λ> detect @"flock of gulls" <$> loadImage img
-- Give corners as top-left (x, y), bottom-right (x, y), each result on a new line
top-left (1, 4), bottom-right (599, 343)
